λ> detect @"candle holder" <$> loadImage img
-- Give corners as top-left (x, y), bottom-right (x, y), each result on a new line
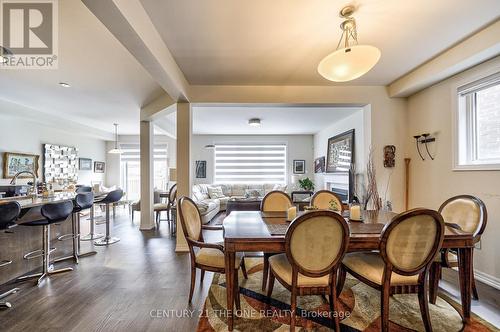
top-left (349, 202), bottom-right (363, 221)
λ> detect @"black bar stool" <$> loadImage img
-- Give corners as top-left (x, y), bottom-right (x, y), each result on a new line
top-left (0, 202), bottom-right (21, 308)
top-left (56, 192), bottom-right (97, 263)
top-left (76, 186), bottom-right (92, 193)
top-left (94, 189), bottom-right (123, 246)
top-left (80, 187), bottom-right (104, 241)
top-left (17, 201), bottom-right (74, 286)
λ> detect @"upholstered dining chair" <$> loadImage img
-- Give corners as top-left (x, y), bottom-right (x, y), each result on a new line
top-left (267, 210), bottom-right (350, 331)
top-left (260, 190), bottom-right (293, 291)
top-left (178, 196), bottom-right (248, 304)
top-left (429, 195), bottom-right (487, 303)
top-left (311, 190), bottom-right (344, 212)
top-left (338, 209), bottom-right (445, 332)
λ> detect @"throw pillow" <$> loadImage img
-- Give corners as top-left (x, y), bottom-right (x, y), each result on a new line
top-left (245, 189), bottom-right (264, 198)
top-left (208, 186), bottom-right (224, 199)
top-left (272, 184), bottom-right (287, 192)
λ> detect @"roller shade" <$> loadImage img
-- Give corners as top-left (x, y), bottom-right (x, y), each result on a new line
top-left (214, 144), bottom-right (286, 184)
top-left (119, 143), bottom-right (167, 161)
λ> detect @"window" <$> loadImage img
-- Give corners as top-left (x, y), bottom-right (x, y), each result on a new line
top-left (456, 73), bottom-right (500, 170)
top-left (120, 143), bottom-right (169, 200)
top-left (214, 144), bottom-right (287, 184)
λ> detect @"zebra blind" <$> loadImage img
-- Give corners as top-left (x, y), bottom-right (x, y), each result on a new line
top-left (214, 144), bottom-right (287, 184)
top-left (119, 143), bottom-right (168, 161)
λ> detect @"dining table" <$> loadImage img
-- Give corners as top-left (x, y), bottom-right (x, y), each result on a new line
top-left (222, 210), bottom-right (475, 331)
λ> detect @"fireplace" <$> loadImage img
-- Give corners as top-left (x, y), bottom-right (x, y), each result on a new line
top-left (324, 172), bottom-right (350, 203)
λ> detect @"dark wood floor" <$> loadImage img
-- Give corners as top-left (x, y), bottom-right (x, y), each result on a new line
top-left (0, 209), bottom-right (215, 332)
top-left (1, 209), bottom-right (499, 331)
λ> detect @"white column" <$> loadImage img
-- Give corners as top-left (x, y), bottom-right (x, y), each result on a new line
top-left (140, 120), bottom-right (155, 230)
top-left (175, 102), bottom-right (192, 252)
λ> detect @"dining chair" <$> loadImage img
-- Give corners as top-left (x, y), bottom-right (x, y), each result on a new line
top-left (178, 196), bottom-right (248, 304)
top-left (429, 195), bottom-right (487, 303)
top-left (311, 190), bottom-right (344, 212)
top-left (338, 209), bottom-right (444, 332)
top-left (267, 210), bottom-right (350, 331)
top-left (260, 190), bottom-right (293, 291)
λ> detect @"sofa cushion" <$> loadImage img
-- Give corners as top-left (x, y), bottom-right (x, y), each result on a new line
top-left (245, 188), bottom-right (264, 198)
top-left (196, 199), bottom-right (218, 215)
top-left (219, 184), bottom-right (232, 197)
top-left (272, 184), bottom-right (287, 192)
top-left (208, 186), bottom-right (225, 199)
top-left (231, 184), bottom-right (248, 197)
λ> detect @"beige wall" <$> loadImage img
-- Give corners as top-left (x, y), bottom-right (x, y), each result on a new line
top-left (407, 56), bottom-right (500, 284)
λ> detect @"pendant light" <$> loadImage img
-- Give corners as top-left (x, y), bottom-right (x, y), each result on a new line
top-left (318, 6), bottom-right (380, 82)
top-left (108, 123), bottom-right (122, 154)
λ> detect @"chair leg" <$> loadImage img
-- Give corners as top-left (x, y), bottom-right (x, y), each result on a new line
top-left (188, 266), bottom-right (196, 303)
top-left (418, 273), bottom-right (433, 332)
top-left (290, 287), bottom-right (297, 332)
top-left (240, 258), bottom-right (248, 279)
top-left (429, 262), bottom-right (440, 304)
top-left (200, 270), bottom-right (205, 284)
top-left (330, 275), bottom-right (340, 332)
top-left (234, 270), bottom-right (241, 311)
top-left (337, 266), bottom-right (347, 297)
top-left (381, 285), bottom-right (390, 332)
top-left (472, 278), bottom-right (479, 300)
top-left (262, 253), bottom-right (270, 291)
top-left (267, 272), bottom-right (275, 301)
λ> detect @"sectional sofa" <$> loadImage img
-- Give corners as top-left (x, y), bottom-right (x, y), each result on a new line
top-left (192, 183), bottom-right (287, 224)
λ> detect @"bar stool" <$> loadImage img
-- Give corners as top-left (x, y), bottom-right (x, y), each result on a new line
top-left (56, 192), bottom-right (97, 264)
top-left (80, 186), bottom-right (104, 241)
top-left (17, 201), bottom-right (74, 286)
top-left (76, 186), bottom-right (92, 193)
top-left (94, 189), bottom-right (123, 246)
top-left (0, 201), bottom-right (21, 308)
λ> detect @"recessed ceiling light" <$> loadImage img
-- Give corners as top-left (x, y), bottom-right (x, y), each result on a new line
top-left (248, 118), bottom-right (261, 127)
top-left (59, 82), bottom-right (71, 88)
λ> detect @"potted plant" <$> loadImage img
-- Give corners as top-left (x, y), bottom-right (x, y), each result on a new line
top-left (298, 177), bottom-right (314, 191)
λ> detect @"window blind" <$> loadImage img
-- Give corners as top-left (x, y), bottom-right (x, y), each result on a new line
top-left (214, 144), bottom-right (287, 184)
top-left (119, 143), bottom-right (168, 161)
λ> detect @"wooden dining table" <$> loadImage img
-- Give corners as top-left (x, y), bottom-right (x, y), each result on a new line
top-left (223, 210), bottom-right (475, 331)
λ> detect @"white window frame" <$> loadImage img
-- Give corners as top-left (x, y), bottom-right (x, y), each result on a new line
top-left (452, 69), bottom-right (500, 171)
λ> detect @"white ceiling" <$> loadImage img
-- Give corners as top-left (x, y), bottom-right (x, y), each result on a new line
top-left (140, 0), bottom-right (500, 86)
top-left (191, 105), bottom-right (361, 135)
top-left (0, 0), bottom-right (164, 135)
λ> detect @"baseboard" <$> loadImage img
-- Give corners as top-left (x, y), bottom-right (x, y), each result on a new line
top-left (474, 269), bottom-right (500, 290)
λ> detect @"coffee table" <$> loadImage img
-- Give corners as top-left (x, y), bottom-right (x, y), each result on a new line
top-left (225, 198), bottom-right (262, 216)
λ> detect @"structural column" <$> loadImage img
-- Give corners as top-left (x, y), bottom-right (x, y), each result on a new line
top-left (175, 102), bottom-right (192, 252)
top-left (139, 120), bottom-right (155, 230)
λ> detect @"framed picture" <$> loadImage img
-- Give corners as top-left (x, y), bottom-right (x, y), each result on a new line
top-left (195, 160), bottom-right (206, 178)
top-left (79, 158), bottom-right (92, 171)
top-left (293, 160), bottom-right (305, 174)
top-left (326, 129), bottom-right (355, 173)
top-left (314, 156), bottom-right (325, 173)
top-left (94, 161), bottom-right (105, 173)
top-left (3, 152), bottom-right (39, 178)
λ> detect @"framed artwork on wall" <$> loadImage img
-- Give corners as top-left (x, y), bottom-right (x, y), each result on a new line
top-left (314, 156), bottom-right (325, 173)
top-left (3, 152), bottom-right (39, 178)
top-left (79, 158), bottom-right (92, 171)
top-left (196, 160), bottom-right (207, 178)
top-left (326, 129), bottom-right (355, 173)
top-left (293, 160), bottom-right (305, 174)
top-left (94, 161), bottom-right (105, 173)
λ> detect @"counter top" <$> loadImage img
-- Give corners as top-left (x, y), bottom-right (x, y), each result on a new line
top-left (0, 193), bottom-right (75, 209)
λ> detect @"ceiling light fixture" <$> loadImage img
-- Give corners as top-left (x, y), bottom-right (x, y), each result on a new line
top-left (248, 118), bottom-right (261, 127)
top-left (0, 46), bottom-right (13, 64)
top-left (108, 123), bottom-right (122, 154)
top-left (204, 144), bottom-right (215, 149)
top-left (59, 82), bottom-right (71, 88)
top-left (318, 5), bottom-right (380, 82)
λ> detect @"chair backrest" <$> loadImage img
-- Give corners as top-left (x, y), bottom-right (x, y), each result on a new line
top-left (311, 190), bottom-right (344, 211)
top-left (260, 191), bottom-right (292, 212)
top-left (41, 201), bottom-right (74, 223)
top-left (285, 210), bottom-right (349, 278)
top-left (100, 189), bottom-right (124, 204)
top-left (178, 196), bottom-right (203, 242)
top-left (0, 201), bottom-right (21, 230)
top-left (169, 184), bottom-right (177, 206)
top-left (439, 195), bottom-right (487, 239)
top-left (76, 186), bottom-right (92, 193)
top-left (379, 208), bottom-right (444, 276)
top-left (75, 192), bottom-right (94, 210)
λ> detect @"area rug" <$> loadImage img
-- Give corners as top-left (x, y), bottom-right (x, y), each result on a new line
top-left (197, 258), bottom-right (498, 331)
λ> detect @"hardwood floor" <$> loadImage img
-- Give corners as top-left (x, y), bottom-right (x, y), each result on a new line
top-left (0, 209), bottom-right (215, 332)
top-left (1, 209), bottom-right (499, 331)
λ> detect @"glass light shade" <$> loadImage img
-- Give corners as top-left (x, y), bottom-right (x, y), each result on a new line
top-left (108, 148), bottom-right (122, 154)
top-left (318, 45), bottom-right (381, 82)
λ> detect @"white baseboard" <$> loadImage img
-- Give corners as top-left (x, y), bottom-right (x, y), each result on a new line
top-left (474, 269), bottom-right (500, 290)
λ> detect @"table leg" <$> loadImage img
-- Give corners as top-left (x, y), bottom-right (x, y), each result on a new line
top-left (458, 247), bottom-right (472, 324)
top-left (225, 250), bottom-right (235, 331)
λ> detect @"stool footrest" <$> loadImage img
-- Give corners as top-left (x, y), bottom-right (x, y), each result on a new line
top-left (57, 233), bottom-right (78, 241)
top-left (0, 260), bottom-right (13, 268)
top-left (23, 248), bottom-right (56, 260)
top-left (80, 233), bottom-right (104, 241)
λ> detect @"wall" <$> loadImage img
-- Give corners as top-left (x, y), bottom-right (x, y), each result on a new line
top-left (407, 56), bottom-right (500, 285)
top-left (313, 109), bottom-right (366, 192)
top-left (191, 134), bottom-right (314, 190)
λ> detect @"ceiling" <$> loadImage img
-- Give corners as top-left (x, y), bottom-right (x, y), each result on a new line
top-left (140, 0), bottom-right (500, 86)
top-left (191, 105), bottom-right (361, 135)
top-left (0, 0), bottom-right (164, 135)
